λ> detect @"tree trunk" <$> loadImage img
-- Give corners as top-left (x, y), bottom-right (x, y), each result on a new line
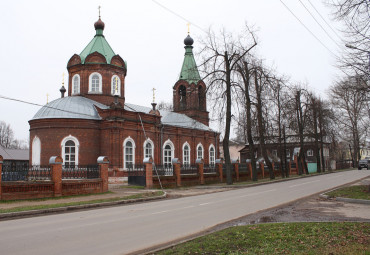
top-left (223, 51), bottom-right (233, 185)
top-left (312, 97), bottom-right (321, 173)
top-left (255, 70), bottom-right (274, 179)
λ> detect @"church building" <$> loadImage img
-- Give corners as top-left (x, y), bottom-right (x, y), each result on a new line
top-left (29, 17), bottom-right (219, 168)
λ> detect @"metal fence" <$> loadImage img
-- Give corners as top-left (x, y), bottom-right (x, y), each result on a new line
top-left (274, 163), bottom-right (280, 171)
top-left (203, 164), bottom-right (217, 174)
top-left (239, 163), bottom-right (249, 173)
top-left (153, 164), bottom-right (173, 176)
top-left (291, 162), bottom-right (297, 169)
top-left (62, 165), bottom-right (100, 179)
top-left (1, 165), bottom-right (51, 181)
top-left (180, 164), bottom-right (198, 175)
top-left (126, 164), bottom-right (145, 176)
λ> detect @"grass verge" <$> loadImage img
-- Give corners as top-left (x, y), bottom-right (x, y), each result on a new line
top-left (326, 185), bottom-right (370, 200)
top-left (0, 191), bottom-right (164, 214)
top-left (156, 222), bottom-right (369, 255)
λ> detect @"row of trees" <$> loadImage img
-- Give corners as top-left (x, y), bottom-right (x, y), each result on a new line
top-left (0, 121), bottom-right (28, 149)
top-left (198, 19), bottom-right (369, 184)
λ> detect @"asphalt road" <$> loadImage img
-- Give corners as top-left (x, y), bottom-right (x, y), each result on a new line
top-left (1, 170), bottom-right (369, 255)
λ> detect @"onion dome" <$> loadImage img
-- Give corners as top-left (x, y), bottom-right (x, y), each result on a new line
top-left (184, 35), bottom-right (194, 46)
top-left (94, 18), bottom-right (105, 31)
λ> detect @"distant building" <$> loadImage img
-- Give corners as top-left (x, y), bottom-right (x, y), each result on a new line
top-left (219, 140), bottom-right (244, 161)
top-left (29, 17), bottom-right (219, 168)
top-left (0, 145), bottom-right (29, 169)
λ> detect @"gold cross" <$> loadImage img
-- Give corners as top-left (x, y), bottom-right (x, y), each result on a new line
top-left (187, 23), bottom-right (190, 34)
top-left (152, 88), bottom-right (156, 103)
top-left (62, 72), bottom-right (65, 85)
top-left (98, 6), bottom-right (101, 18)
top-left (46, 93), bottom-right (49, 104)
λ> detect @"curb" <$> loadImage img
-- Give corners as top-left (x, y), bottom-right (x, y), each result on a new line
top-left (0, 191), bottom-right (167, 220)
top-left (320, 187), bottom-right (370, 205)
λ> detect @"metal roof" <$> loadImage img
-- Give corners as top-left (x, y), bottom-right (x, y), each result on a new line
top-left (31, 96), bottom-right (108, 120)
top-left (179, 45), bottom-right (201, 84)
top-left (0, 146), bottom-right (29, 161)
top-left (32, 97), bottom-right (214, 132)
top-left (80, 28), bottom-right (116, 64)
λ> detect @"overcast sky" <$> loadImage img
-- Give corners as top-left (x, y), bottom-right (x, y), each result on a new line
top-left (0, 0), bottom-right (345, 142)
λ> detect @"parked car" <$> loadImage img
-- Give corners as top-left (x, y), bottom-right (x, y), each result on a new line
top-left (358, 158), bottom-right (370, 170)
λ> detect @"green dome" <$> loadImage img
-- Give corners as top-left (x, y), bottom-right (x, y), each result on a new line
top-left (179, 35), bottom-right (201, 84)
top-left (79, 18), bottom-right (116, 64)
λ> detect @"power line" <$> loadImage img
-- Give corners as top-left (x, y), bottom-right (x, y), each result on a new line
top-left (279, 0), bottom-right (339, 58)
top-left (306, 0), bottom-right (344, 42)
top-left (297, 0), bottom-right (342, 49)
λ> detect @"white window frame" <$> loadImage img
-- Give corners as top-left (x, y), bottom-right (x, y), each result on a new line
top-left (182, 142), bottom-right (191, 166)
top-left (32, 136), bottom-right (41, 166)
top-left (88, 72), bottom-right (102, 94)
top-left (72, 74), bottom-right (80, 95)
top-left (163, 139), bottom-right (174, 167)
top-left (209, 144), bottom-right (215, 165)
top-left (307, 149), bottom-right (313, 157)
top-left (143, 138), bottom-right (154, 159)
top-left (196, 143), bottom-right (204, 160)
top-left (61, 135), bottom-right (79, 167)
top-left (123, 136), bottom-right (136, 169)
top-left (111, 75), bottom-right (121, 96)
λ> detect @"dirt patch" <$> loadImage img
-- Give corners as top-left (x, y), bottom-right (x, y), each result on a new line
top-left (228, 195), bottom-right (370, 228)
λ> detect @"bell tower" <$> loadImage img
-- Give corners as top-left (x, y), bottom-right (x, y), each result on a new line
top-left (173, 34), bottom-right (209, 126)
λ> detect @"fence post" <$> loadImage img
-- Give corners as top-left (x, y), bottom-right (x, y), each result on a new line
top-left (232, 159), bottom-right (239, 181)
top-left (49, 156), bottom-right (63, 197)
top-left (246, 159), bottom-right (252, 180)
top-left (261, 162), bottom-right (265, 178)
top-left (144, 157), bottom-right (153, 189)
top-left (288, 159), bottom-right (291, 175)
top-left (98, 156), bottom-right (109, 192)
top-left (196, 159), bottom-right (204, 185)
top-left (216, 159), bottom-right (223, 182)
top-left (0, 155), bottom-right (3, 199)
top-left (172, 158), bottom-right (181, 187)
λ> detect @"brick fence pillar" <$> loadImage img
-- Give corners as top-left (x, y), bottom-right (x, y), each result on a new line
top-left (288, 159), bottom-right (292, 175)
top-left (196, 159), bottom-right (204, 185)
top-left (232, 159), bottom-right (239, 182)
top-left (98, 156), bottom-right (109, 192)
top-left (261, 162), bottom-right (265, 178)
top-left (216, 159), bottom-right (223, 182)
top-left (144, 157), bottom-right (153, 189)
top-left (49, 156), bottom-right (63, 197)
top-left (172, 158), bottom-right (181, 187)
top-left (246, 160), bottom-right (252, 180)
top-left (0, 155), bottom-right (3, 199)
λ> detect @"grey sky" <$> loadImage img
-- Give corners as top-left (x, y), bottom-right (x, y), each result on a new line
top-left (0, 0), bottom-right (344, 141)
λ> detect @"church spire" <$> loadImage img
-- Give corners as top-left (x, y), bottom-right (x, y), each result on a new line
top-left (179, 32), bottom-right (201, 84)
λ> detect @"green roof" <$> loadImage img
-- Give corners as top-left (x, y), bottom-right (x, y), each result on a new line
top-left (179, 45), bottom-right (201, 84)
top-left (80, 28), bottom-right (116, 64)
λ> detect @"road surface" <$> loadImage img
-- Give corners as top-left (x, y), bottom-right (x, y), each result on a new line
top-left (1, 170), bottom-right (369, 255)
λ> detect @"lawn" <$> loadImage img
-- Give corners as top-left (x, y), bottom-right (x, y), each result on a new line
top-left (156, 222), bottom-right (369, 255)
top-left (0, 191), bottom-right (164, 214)
top-left (326, 185), bottom-right (370, 200)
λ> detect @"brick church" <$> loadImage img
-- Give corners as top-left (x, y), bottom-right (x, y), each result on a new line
top-left (29, 17), bottom-right (219, 168)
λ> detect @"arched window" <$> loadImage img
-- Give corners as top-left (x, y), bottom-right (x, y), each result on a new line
top-left (183, 142), bottom-right (190, 166)
top-left (209, 144), bottom-right (215, 166)
top-left (123, 137), bottom-right (136, 169)
top-left (163, 140), bottom-right (174, 167)
top-left (179, 85), bottom-right (187, 110)
top-left (111, 75), bottom-right (121, 96)
top-left (32, 136), bottom-right (41, 166)
top-left (143, 138), bottom-right (154, 159)
top-left (61, 135), bottom-right (79, 168)
top-left (72, 74), bottom-right (80, 95)
top-left (89, 72), bottom-right (102, 93)
top-left (197, 143), bottom-right (204, 160)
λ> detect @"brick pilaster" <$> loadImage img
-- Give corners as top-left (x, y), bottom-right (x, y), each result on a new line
top-left (216, 159), bottom-right (223, 182)
top-left (232, 159), bottom-right (239, 182)
top-left (144, 157), bottom-right (153, 189)
top-left (173, 158), bottom-right (181, 187)
top-left (49, 156), bottom-right (63, 197)
top-left (196, 159), bottom-right (204, 185)
top-left (0, 155), bottom-right (3, 200)
top-left (98, 156), bottom-right (109, 192)
top-left (261, 162), bottom-right (265, 178)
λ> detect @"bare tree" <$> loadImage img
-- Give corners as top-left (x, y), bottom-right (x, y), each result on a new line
top-left (199, 26), bottom-right (256, 185)
top-left (329, 76), bottom-right (368, 167)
